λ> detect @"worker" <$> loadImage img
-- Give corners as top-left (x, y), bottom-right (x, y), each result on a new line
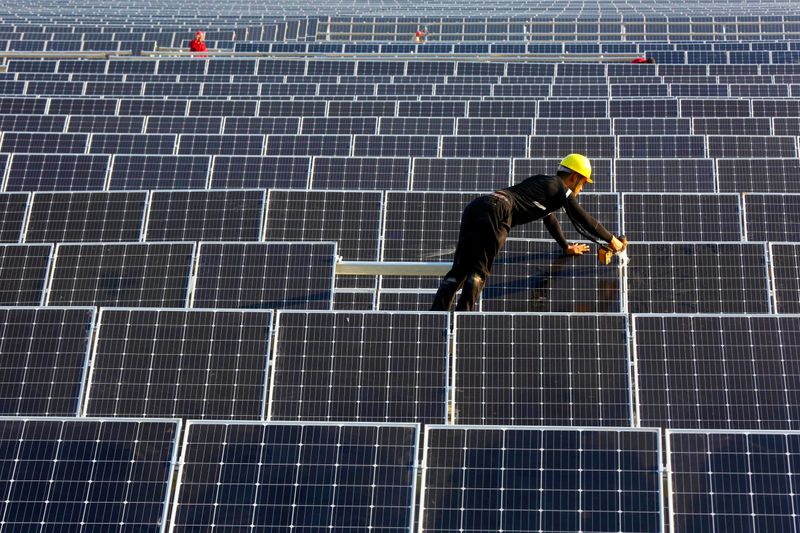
top-left (631, 56), bottom-right (656, 64)
top-left (189, 31), bottom-right (207, 53)
top-left (414, 28), bottom-right (428, 43)
top-left (430, 154), bottom-right (626, 312)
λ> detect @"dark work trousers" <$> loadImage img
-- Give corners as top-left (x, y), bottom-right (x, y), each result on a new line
top-left (431, 194), bottom-right (512, 311)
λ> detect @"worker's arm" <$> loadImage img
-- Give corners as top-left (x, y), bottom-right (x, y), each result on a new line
top-left (543, 213), bottom-right (589, 255)
top-left (564, 196), bottom-right (614, 242)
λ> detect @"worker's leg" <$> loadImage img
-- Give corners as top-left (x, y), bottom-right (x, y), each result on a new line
top-left (454, 272), bottom-right (485, 311)
top-left (454, 210), bottom-right (510, 311)
top-left (430, 269), bottom-right (468, 311)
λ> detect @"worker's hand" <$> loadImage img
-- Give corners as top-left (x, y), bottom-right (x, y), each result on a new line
top-left (609, 236), bottom-right (625, 252)
top-left (565, 243), bottom-right (590, 255)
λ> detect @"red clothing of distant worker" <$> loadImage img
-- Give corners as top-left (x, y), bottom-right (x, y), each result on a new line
top-left (190, 31), bottom-right (207, 52)
top-left (631, 57), bottom-right (647, 63)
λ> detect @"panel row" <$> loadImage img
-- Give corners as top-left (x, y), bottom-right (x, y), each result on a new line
top-left (5, 95), bottom-right (800, 118)
top-left (1, 190), bottom-right (797, 245)
top-left (1, 309), bottom-right (798, 432)
top-left (1, 239), bottom-right (798, 313)
top-left (3, 153), bottom-right (800, 193)
top-left (8, 113), bottom-right (800, 137)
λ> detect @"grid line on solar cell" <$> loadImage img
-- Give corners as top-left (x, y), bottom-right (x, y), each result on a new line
top-left (85, 308), bottom-right (272, 419)
top-left (110, 154), bottom-right (210, 190)
top-left (743, 194), bottom-right (800, 242)
top-left (770, 243), bottom-right (800, 313)
top-left (453, 313), bottom-right (631, 425)
top-left (192, 241), bottom-right (336, 310)
top-left (634, 314), bottom-right (800, 430)
top-left (311, 156), bottom-right (409, 190)
top-left (420, 426), bottom-right (662, 533)
top-left (621, 193), bottom-right (743, 241)
top-left (144, 189), bottom-right (264, 242)
top-left (26, 190), bottom-right (146, 242)
top-left (171, 421), bottom-right (418, 532)
top-left (268, 311), bottom-right (449, 423)
top-left (0, 417), bottom-right (179, 532)
top-left (0, 306), bottom-right (94, 416)
top-left (210, 155), bottom-right (310, 189)
top-left (483, 239), bottom-right (623, 313)
top-left (0, 243), bottom-right (52, 305)
top-left (615, 159), bottom-right (715, 193)
top-left (626, 242), bottom-right (770, 313)
top-left (264, 189), bottom-right (381, 261)
top-left (0, 192), bottom-right (28, 242)
top-left (667, 430), bottom-right (800, 533)
top-left (47, 242), bottom-right (194, 307)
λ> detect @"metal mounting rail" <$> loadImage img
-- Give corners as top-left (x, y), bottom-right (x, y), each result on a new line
top-left (335, 260), bottom-right (449, 276)
top-left (0, 51), bottom-right (132, 59)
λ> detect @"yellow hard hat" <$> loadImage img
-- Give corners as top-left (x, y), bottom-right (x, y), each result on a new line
top-left (559, 153), bottom-right (592, 183)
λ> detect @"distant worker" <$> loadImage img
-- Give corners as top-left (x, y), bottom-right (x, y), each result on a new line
top-left (414, 27), bottom-right (428, 43)
top-left (631, 56), bottom-right (656, 64)
top-left (430, 154), bottom-right (626, 311)
top-left (189, 31), bottom-right (207, 53)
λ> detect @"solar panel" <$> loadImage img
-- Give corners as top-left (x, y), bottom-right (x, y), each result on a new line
top-left (529, 135), bottom-right (615, 158)
top-left (618, 135), bottom-right (705, 158)
top-left (627, 243), bottom-right (770, 313)
top-left (158, 59), bottom-right (205, 75)
top-left (0, 192), bottom-right (28, 242)
top-left (615, 159), bottom-right (715, 193)
top-left (1, 132), bottom-right (87, 153)
top-left (257, 59), bottom-right (307, 75)
top-left (613, 118), bottom-right (691, 135)
top-left (552, 84), bottom-right (609, 97)
top-left (441, 135), bottom-right (526, 158)
top-left (622, 193), bottom-right (743, 241)
top-left (412, 158), bottom-right (509, 191)
top-left (717, 158), bottom-right (800, 193)
top-left (691, 117), bottom-right (771, 135)
top-left (171, 421), bottom-right (418, 532)
top-left (408, 61), bottom-right (455, 75)
top-left (268, 311), bottom-right (448, 423)
top-left (110, 154), bottom-right (210, 190)
top-left (0, 114), bottom-right (66, 132)
top-left (86, 308), bottom-right (272, 419)
top-left (492, 84), bottom-right (550, 97)
top-left (178, 134), bottom-right (264, 156)
top-left (0, 417), bottom-right (179, 532)
top-left (65, 115), bottom-right (145, 134)
top-left (328, 100), bottom-right (396, 117)
top-left (752, 99), bottom-right (800, 117)
top-left (772, 117), bottom-right (800, 135)
top-left (144, 81), bottom-right (200, 97)
top-left (57, 59), bottom-right (107, 74)
top-left (298, 117), bottom-right (375, 135)
top-left (48, 97), bottom-right (116, 116)
top-left (209, 155), bottom-right (310, 189)
top-left (454, 313), bottom-right (631, 425)
top-left (481, 239), bottom-right (622, 313)
top-left (398, 101), bottom-right (465, 117)
top-left (634, 314), bottom-right (800, 429)
top-left (26, 190), bottom-right (146, 242)
top-left (352, 135), bottom-right (437, 157)
top-left (189, 100), bottom-right (258, 117)
top-left (358, 60), bottom-right (405, 75)
top-left (420, 426), bottom-right (662, 533)
top-left (379, 117), bottom-right (455, 135)
top-left (261, 82), bottom-right (316, 96)
top-left (0, 244), bottom-right (51, 305)
top-left (264, 189), bottom-right (381, 262)
top-left (707, 136), bottom-right (797, 158)
top-left (0, 96), bottom-right (47, 115)
top-left (611, 84), bottom-right (669, 97)
top-left (89, 133), bottom-right (176, 155)
top-left (84, 81), bottom-right (144, 97)
top-left (206, 58), bottom-right (257, 75)
top-left (610, 99), bottom-right (678, 118)
top-left (192, 242), bottom-right (336, 310)
top-left (0, 306), bottom-right (94, 415)
top-left (258, 100), bottom-right (326, 117)
top-left (770, 243), bottom-right (800, 313)
top-left (48, 242), bottom-right (194, 307)
top-left (670, 83), bottom-right (729, 97)
top-left (740, 194), bottom-right (798, 242)
top-left (146, 116), bottom-right (223, 134)
top-left (260, 130), bottom-right (348, 155)
top-left (145, 189), bottom-right (264, 241)
top-left (667, 429), bottom-right (800, 533)
top-left (679, 99), bottom-right (751, 118)
top-left (119, 99), bottom-right (187, 116)
top-left (468, 100), bottom-right (537, 118)
top-left (333, 290), bottom-right (376, 310)
top-left (534, 118), bottom-right (611, 135)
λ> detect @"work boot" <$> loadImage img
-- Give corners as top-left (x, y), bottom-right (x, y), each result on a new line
top-left (455, 273), bottom-right (485, 311)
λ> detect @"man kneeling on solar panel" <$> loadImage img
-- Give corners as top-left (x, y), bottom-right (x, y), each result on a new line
top-left (430, 153), bottom-right (626, 312)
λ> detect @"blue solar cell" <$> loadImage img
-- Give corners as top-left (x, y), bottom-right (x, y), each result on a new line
top-left (119, 99), bottom-right (187, 116)
top-left (7, 154), bottom-right (108, 192)
top-left (144, 82), bottom-right (200, 96)
top-left (210, 156), bottom-right (310, 189)
top-left (48, 97), bottom-right (117, 115)
top-left (353, 135), bottom-right (438, 157)
top-left (145, 116), bottom-right (222, 134)
top-left (618, 135), bottom-right (705, 158)
top-left (89, 133), bottom-right (176, 155)
top-left (258, 100), bottom-right (326, 117)
top-left (312, 156), bottom-right (410, 190)
top-left (0, 114), bottom-right (66, 132)
top-left (441, 135), bottom-right (527, 158)
top-left (265, 134), bottom-right (349, 156)
top-left (0, 244), bottom-right (52, 304)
